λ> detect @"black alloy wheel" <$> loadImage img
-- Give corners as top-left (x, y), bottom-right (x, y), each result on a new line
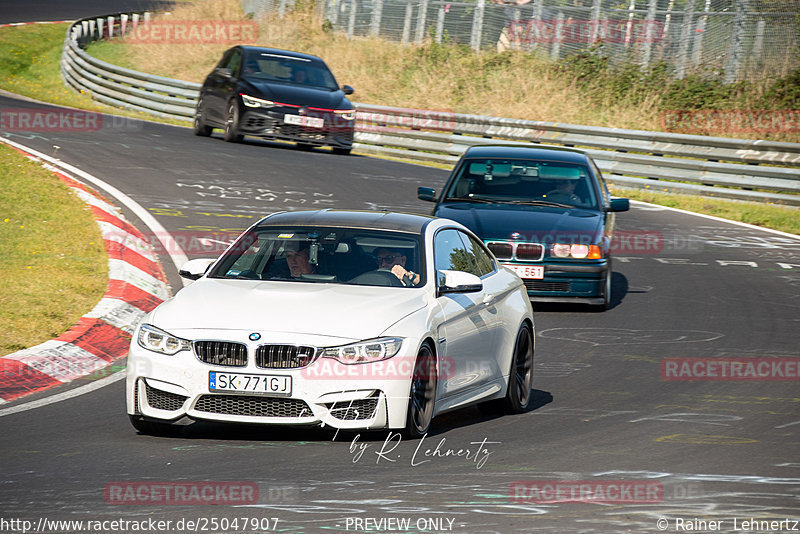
top-left (223, 101), bottom-right (243, 143)
top-left (403, 343), bottom-right (436, 438)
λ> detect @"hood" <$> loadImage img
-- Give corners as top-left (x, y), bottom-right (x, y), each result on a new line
top-left (150, 279), bottom-right (425, 341)
top-left (435, 202), bottom-right (604, 243)
top-left (243, 80), bottom-right (351, 110)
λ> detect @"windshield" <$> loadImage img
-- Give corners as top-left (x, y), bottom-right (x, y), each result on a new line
top-left (241, 52), bottom-right (340, 91)
top-left (208, 227), bottom-right (424, 288)
top-left (444, 159), bottom-right (599, 209)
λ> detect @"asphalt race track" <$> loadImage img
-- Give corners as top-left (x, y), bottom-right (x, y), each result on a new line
top-left (1, 89), bottom-right (799, 534)
top-left (0, 1), bottom-right (175, 25)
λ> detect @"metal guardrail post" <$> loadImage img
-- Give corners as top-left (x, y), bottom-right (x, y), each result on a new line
top-left (470, 0), bottom-right (485, 51)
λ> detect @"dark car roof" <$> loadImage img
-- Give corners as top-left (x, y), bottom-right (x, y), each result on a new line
top-left (238, 46), bottom-right (326, 64)
top-left (257, 210), bottom-right (436, 234)
top-left (462, 144), bottom-right (590, 164)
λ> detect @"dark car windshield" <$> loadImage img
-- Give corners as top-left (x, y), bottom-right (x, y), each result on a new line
top-left (241, 52), bottom-right (339, 91)
top-left (444, 159), bottom-right (599, 209)
top-left (208, 227), bottom-right (424, 287)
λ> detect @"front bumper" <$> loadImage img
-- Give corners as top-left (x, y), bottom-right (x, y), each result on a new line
top-left (239, 109), bottom-right (354, 148)
top-left (126, 334), bottom-right (414, 431)
top-left (516, 260), bottom-right (608, 304)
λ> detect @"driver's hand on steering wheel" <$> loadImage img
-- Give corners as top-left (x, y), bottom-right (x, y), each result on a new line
top-left (545, 190), bottom-right (580, 202)
top-left (390, 265), bottom-right (420, 286)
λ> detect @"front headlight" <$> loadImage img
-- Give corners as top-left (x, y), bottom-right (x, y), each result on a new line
top-left (320, 337), bottom-right (403, 364)
top-left (550, 243), bottom-right (603, 259)
top-left (137, 324), bottom-right (191, 355)
top-left (241, 94), bottom-right (275, 108)
top-left (334, 109), bottom-right (356, 121)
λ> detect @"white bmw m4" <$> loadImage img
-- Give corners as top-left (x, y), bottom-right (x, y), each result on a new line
top-left (127, 210), bottom-right (534, 437)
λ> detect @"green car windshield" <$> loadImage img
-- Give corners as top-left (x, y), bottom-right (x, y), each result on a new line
top-left (444, 159), bottom-right (599, 209)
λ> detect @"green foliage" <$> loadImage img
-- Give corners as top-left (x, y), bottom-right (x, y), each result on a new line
top-left (553, 45), bottom-right (800, 115)
top-left (759, 68), bottom-right (800, 109)
top-left (661, 72), bottom-right (749, 110)
top-left (555, 46), bottom-right (672, 106)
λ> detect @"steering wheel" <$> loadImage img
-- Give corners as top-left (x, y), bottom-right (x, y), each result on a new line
top-left (544, 190), bottom-right (580, 203)
top-left (349, 268), bottom-right (404, 287)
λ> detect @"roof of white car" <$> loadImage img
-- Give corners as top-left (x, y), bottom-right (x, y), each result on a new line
top-left (257, 209), bottom-right (438, 234)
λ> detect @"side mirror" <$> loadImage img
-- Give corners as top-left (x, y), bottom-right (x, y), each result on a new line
top-left (179, 258), bottom-right (216, 280)
top-left (214, 67), bottom-right (232, 78)
top-left (610, 198), bottom-right (630, 212)
top-left (417, 186), bottom-right (437, 202)
top-left (342, 85), bottom-right (354, 95)
top-left (438, 270), bottom-right (483, 296)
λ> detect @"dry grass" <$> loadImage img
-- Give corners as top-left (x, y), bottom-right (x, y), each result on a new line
top-left (90, 0), bottom-right (663, 130)
top-left (610, 185), bottom-right (800, 235)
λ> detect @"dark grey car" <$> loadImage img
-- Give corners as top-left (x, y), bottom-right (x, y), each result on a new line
top-left (418, 145), bottom-right (630, 309)
top-left (194, 46), bottom-right (355, 154)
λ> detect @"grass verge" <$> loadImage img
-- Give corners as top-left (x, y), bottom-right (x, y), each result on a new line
top-left (0, 144), bottom-right (107, 357)
top-left (0, 22), bottom-right (186, 125)
top-left (611, 186), bottom-right (800, 235)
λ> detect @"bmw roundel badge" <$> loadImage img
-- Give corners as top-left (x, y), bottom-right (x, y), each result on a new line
top-left (249, 333), bottom-right (261, 341)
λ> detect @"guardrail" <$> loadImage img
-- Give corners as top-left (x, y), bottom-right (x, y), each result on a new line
top-left (60, 12), bottom-right (800, 206)
top-left (61, 13), bottom-right (200, 120)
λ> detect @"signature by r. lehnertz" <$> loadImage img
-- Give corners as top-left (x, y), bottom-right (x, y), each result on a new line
top-left (349, 432), bottom-right (500, 470)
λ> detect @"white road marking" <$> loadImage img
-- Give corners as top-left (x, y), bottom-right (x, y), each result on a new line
top-left (0, 371), bottom-right (125, 417)
top-left (630, 200), bottom-right (800, 241)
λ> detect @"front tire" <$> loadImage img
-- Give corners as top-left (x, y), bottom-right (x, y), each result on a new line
top-left (223, 101), bottom-right (243, 143)
top-left (592, 260), bottom-right (612, 311)
top-left (403, 343), bottom-right (436, 438)
top-left (193, 96), bottom-right (212, 136)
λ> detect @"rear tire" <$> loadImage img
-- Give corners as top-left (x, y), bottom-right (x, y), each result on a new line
top-left (223, 101), bottom-right (243, 143)
top-left (403, 343), bottom-right (436, 439)
top-left (501, 322), bottom-right (534, 414)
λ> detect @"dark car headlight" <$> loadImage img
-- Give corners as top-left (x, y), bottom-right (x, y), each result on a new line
top-left (551, 243), bottom-right (603, 259)
top-left (241, 94), bottom-right (275, 108)
top-left (333, 110), bottom-right (356, 121)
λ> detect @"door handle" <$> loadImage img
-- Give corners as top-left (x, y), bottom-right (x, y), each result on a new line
top-left (483, 293), bottom-right (495, 306)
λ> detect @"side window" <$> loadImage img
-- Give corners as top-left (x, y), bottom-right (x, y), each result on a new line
top-left (591, 160), bottom-right (610, 205)
top-left (434, 229), bottom-right (475, 285)
top-left (224, 50), bottom-right (242, 76)
top-left (460, 233), bottom-right (495, 277)
top-left (216, 49), bottom-right (233, 69)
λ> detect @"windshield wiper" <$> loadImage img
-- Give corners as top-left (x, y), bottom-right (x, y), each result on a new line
top-left (501, 199), bottom-right (575, 208)
top-left (444, 196), bottom-right (496, 204)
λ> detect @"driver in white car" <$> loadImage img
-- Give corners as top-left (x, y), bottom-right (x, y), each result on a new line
top-left (375, 247), bottom-right (420, 286)
top-left (285, 242), bottom-right (316, 278)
